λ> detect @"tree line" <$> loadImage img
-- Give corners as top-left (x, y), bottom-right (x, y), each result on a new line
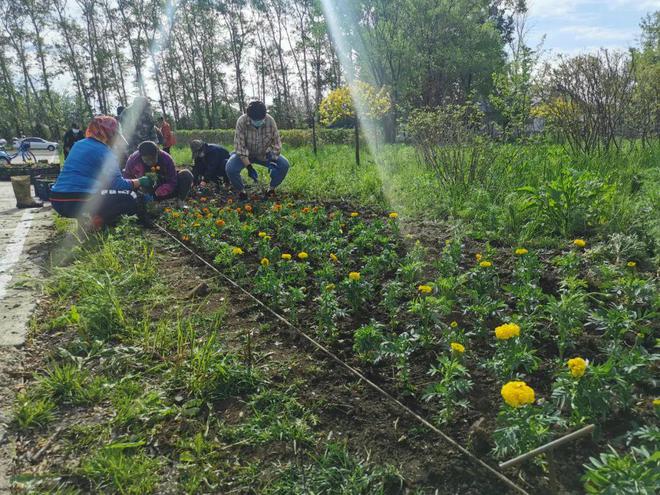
top-left (0, 0), bottom-right (525, 141)
top-left (0, 0), bottom-right (657, 148)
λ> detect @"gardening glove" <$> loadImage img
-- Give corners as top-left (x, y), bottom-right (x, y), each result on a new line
top-left (267, 162), bottom-right (277, 176)
top-left (138, 176), bottom-right (153, 189)
top-left (247, 164), bottom-right (259, 183)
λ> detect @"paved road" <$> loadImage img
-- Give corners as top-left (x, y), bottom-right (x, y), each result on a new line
top-left (0, 181), bottom-right (54, 493)
top-left (5, 149), bottom-right (59, 166)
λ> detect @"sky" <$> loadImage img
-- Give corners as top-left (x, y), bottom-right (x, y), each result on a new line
top-left (526, 0), bottom-right (659, 57)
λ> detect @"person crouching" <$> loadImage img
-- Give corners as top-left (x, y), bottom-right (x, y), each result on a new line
top-left (49, 116), bottom-right (154, 227)
top-left (123, 141), bottom-right (193, 207)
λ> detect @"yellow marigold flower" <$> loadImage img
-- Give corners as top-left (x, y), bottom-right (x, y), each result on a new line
top-left (515, 248), bottom-right (528, 256)
top-left (501, 381), bottom-right (535, 407)
top-left (567, 357), bottom-right (588, 378)
top-left (329, 253), bottom-right (339, 263)
top-left (348, 271), bottom-right (361, 281)
top-left (627, 261), bottom-right (637, 268)
top-left (573, 239), bottom-right (586, 248)
top-left (215, 219), bottom-right (225, 227)
top-left (653, 399), bottom-right (660, 407)
top-left (389, 212), bottom-right (398, 219)
top-left (298, 252), bottom-right (309, 260)
top-left (244, 204), bottom-right (253, 212)
top-left (164, 208), bottom-right (172, 213)
top-left (172, 212), bottom-right (180, 218)
top-left (350, 212), bottom-right (359, 217)
top-left (258, 231), bottom-right (267, 238)
top-left (182, 235), bottom-right (190, 242)
top-left (281, 253), bottom-right (292, 260)
top-left (450, 321), bottom-right (458, 328)
top-left (272, 203), bottom-right (283, 212)
top-left (192, 222), bottom-right (200, 228)
top-left (260, 258), bottom-right (270, 267)
top-left (325, 283), bottom-right (336, 291)
top-left (475, 253), bottom-right (483, 261)
top-left (495, 323), bottom-right (520, 340)
top-left (479, 260), bottom-right (492, 268)
top-left (232, 247), bottom-right (244, 256)
top-left (302, 207), bottom-right (311, 214)
top-left (417, 285), bottom-right (433, 294)
top-left (450, 342), bottom-right (465, 353)
top-left (264, 235), bottom-right (272, 241)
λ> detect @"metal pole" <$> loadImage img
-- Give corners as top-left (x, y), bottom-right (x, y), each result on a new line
top-left (499, 424), bottom-right (595, 470)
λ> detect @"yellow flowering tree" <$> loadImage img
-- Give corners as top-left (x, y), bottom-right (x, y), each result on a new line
top-left (319, 81), bottom-right (391, 165)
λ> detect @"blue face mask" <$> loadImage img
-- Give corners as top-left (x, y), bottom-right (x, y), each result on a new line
top-left (251, 118), bottom-right (265, 128)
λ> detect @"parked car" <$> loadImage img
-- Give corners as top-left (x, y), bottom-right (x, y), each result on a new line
top-left (13, 137), bottom-right (59, 151)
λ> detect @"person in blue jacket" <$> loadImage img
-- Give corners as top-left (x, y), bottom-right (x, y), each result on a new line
top-left (50, 115), bottom-right (153, 227)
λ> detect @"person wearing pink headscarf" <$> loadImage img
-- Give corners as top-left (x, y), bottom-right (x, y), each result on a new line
top-left (50, 115), bottom-right (153, 226)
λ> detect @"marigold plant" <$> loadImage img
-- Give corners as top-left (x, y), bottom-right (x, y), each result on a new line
top-left (501, 381), bottom-right (535, 407)
top-left (450, 342), bottom-right (465, 354)
top-left (495, 323), bottom-right (520, 340)
top-left (567, 357), bottom-right (588, 378)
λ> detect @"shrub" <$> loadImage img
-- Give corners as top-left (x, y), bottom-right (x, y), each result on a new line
top-left (175, 128), bottom-right (357, 148)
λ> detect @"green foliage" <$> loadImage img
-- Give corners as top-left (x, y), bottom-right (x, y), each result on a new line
top-left (12, 391), bottom-right (56, 431)
top-left (517, 169), bottom-right (616, 237)
top-left (174, 128), bottom-right (356, 151)
top-left (78, 443), bottom-right (161, 495)
top-left (492, 404), bottom-right (562, 460)
top-left (353, 322), bottom-right (386, 364)
top-left (583, 446), bottom-right (660, 495)
top-left (261, 442), bottom-right (403, 494)
top-left (423, 354), bottom-right (472, 425)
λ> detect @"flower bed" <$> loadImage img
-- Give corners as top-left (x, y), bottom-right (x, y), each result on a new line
top-left (160, 195), bottom-right (658, 489)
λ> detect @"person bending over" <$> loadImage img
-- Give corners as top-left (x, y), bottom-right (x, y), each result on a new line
top-left (190, 139), bottom-right (232, 187)
top-left (124, 141), bottom-right (193, 207)
top-left (50, 116), bottom-right (153, 227)
top-left (225, 100), bottom-right (289, 201)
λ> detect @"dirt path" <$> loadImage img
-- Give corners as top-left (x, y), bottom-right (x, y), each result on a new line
top-left (0, 182), bottom-right (54, 493)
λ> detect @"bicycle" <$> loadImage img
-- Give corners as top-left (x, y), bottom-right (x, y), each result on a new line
top-left (0, 141), bottom-right (36, 166)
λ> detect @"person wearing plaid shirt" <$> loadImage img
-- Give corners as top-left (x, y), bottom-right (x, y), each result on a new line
top-left (225, 100), bottom-right (290, 200)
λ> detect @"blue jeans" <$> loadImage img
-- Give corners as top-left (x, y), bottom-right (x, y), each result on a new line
top-left (225, 153), bottom-right (289, 191)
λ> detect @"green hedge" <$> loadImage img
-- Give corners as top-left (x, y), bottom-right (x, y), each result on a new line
top-left (175, 128), bottom-right (357, 148)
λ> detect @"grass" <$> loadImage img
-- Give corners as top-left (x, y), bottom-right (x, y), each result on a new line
top-left (168, 140), bottom-right (660, 249)
top-left (12, 220), bottom-right (407, 494)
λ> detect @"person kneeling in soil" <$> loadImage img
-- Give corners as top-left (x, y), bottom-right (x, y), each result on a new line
top-left (50, 116), bottom-right (153, 227)
top-left (124, 141), bottom-right (193, 207)
top-left (225, 100), bottom-right (289, 201)
top-left (189, 139), bottom-right (232, 188)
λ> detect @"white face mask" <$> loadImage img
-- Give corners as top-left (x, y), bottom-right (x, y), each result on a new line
top-left (72, 128), bottom-right (80, 133)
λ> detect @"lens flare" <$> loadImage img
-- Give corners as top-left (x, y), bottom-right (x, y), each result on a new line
top-left (319, 0), bottom-right (402, 214)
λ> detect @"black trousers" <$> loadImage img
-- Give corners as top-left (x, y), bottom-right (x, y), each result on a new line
top-left (50, 190), bottom-right (139, 225)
